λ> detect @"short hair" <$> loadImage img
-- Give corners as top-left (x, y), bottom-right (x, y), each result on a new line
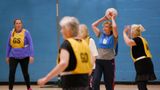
top-left (60, 16), bottom-right (79, 37)
top-left (102, 21), bottom-right (113, 35)
top-left (102, 20), bottom-right (112, 27)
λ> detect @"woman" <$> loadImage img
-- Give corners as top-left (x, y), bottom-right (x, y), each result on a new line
top-left (92, 13), bottom-right (118, 90)
top-left (78, 24), bottom-right (98, 90)
top-left (38, 16), bottom-right (92, 90)
top-left (123, 24), bottom-right (156, 90)
top-left (6, 19), bottom-right (34, 90)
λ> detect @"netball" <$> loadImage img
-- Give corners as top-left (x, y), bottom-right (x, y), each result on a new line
top-left (105, 8), bottom-right (118, 19)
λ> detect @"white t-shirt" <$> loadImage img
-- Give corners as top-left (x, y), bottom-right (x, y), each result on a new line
top-left (89, 38), bottom-right (98, 69)
top-left (89, 38), bottom-right (98, 56)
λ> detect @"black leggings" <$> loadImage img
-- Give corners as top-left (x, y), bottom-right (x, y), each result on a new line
top-left (9, 57), bottom-right (31, 90)
top-left (137, 81), bottom-right (148, 90)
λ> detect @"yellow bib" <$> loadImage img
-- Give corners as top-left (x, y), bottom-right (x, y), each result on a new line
top-left (10, 29), bottom-right (26, 48)
top-left (68, 38), bottom-right (92, 74)
top-left (58, 38), bottom-right (92, 75)
top-left (131, 36), bottom-right (152, 62)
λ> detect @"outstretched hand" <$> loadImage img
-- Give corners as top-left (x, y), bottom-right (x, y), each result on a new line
top-left (37, 77), bottom-right (48, 87)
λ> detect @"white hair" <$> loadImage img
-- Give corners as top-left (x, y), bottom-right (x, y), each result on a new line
top-left (60, 16), bottom-right (79, 37)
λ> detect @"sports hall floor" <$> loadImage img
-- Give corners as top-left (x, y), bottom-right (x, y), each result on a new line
top-left (0, 84), bottom-right (160, 90)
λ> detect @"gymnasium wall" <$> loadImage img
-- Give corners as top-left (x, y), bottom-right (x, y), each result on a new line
top-left (0, 0), bottom-right (160, 82)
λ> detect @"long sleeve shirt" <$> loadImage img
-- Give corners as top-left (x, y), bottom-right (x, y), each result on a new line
top-left (6, 29), bottom-right (34, 59)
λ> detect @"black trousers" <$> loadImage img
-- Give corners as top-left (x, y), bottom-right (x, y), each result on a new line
top-left (137, 81), bottom-right (148, 90)
top-left (93, 59), bottom-right (115, 90)
top-left (9, 57), bottom-right (31, 90)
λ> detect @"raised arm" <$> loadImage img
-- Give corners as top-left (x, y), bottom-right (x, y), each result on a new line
top-left (111, 14), bottom-right (118, 38)
top-left (123, 26), bottom-right (136, 47)
top-left (92, 16), bottom-right (108, 37)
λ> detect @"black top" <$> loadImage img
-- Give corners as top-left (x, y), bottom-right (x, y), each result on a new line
top-left (60, 40), bottom-right (77, 71)
top-left (60, 40), bottom-right (89, 88)
top-left (131, 37), bottom-right (147, 59)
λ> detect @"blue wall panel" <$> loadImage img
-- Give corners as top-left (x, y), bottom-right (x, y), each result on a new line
top-left (0, 0), bottom-right (58, 82)
top-left (59, 0), bottom-right (160, 82)
top-left (0, 0), bottom-right (159, 82)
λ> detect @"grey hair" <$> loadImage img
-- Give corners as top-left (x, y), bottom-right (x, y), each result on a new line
top-left (60, 16), bottom-right (79, 37)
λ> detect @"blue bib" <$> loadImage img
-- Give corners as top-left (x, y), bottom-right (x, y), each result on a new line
top-left (98, 32), bottom-right (114, 49)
